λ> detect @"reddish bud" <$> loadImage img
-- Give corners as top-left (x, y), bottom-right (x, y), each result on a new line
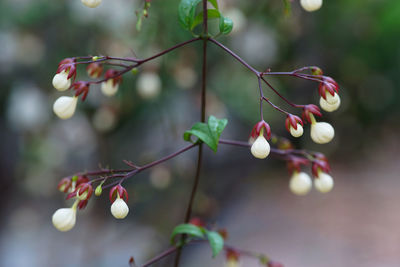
top-left (218, 228), bottom-right (228, 240)
top-left (285, 114), bottom-right (303, 132)
top-left (189, 217), bottom-right (205, 227)
top-left (57, 60), bottom-right (77, 80)
top-left (57, 178), bottom-right (71, 193)
top-left (311, 67), bottom-right (323, 76)
top-left (302, 104), bottom-right (322, 124)
top-left (76, 183), bottom-right (93, 201)
top-left (226, 249), bottom-right (240, 262)
top-left (287, 157), bottom-right (310, 174)
top-left (87, 62), bottom-right (103, 78)
top-left (76, 175), bottom-right (89, 186)
top-left (250, 120), bottom-right (272, 140)
top-left (109, 185), bottom-right (129, 202)
top-left (72, 81), bottom-right (90, 101)
top-left (104, 69), bottom-right (123, 87)
top-left (318, 76), bottom-right (339, 100)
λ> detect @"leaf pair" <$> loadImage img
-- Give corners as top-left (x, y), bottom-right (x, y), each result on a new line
top-left (178, 0), bottom-right (233, 35)
top-left (184, 116), bottom-right (228, 152)
top-left (170, 223), bottom-right (224, 257)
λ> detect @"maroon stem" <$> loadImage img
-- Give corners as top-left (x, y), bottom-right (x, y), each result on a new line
top-left (140, 246), bottom-right (178, 267)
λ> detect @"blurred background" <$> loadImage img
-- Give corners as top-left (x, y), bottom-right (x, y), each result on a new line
top-left (1, 0), bottom-right (400, 266)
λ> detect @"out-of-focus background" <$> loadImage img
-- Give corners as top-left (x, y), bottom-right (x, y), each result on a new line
top-left (1, 0), bottom-right (400, 266)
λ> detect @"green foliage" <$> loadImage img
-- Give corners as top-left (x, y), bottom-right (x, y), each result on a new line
top-left (183, 116), bottom-right (228, 152)
top-left (282, 0), bottom-right (292, 15)
top-left (205, 231), bottom-right (224, 257)
top-left (219, 16), bottom-right (233, 35)
top-left (170, 223), bottom-right (205, 244)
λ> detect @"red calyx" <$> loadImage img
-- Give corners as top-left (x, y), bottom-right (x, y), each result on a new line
top-left (109, 185), bottom-right (129, 203)
top-left (58, 58), bottom-right (76, 66)
top-left (57, 62), bottom-right (77, 80)
top-left (72, 81), bottom-right (90, 101)
top-left (57, 178), bottom-right (71, 193)
top-left (302, 104), bottom-right (322, 124)
top-left (189, 217), bottom-right (205, 227)
top-left (104, 69), bottom-right (123, 87)
top-left (318, 76), bottom-right (339, 100)
top-left (76, 175), bottom-right (89, 185)
top-left (287, 157), bottom-right (309, 175)
top-left (76, 183), bottom-right (93, 200)
top-left (250, 120), bottom-right (271, 140)
top-left (78, 200), bottom-right (88, 210)
top-left (226, 248), bottom-right (240, 262)
top-left (311, 154), bottom-right (331, 177)
top-left (87, 62), bottom-right (104, 78)
top-left (285, 114), bottom-right (303, 132)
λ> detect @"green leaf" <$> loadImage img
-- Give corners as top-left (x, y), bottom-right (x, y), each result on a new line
top-left (206, 231), bottom-right (224, 257)
top-left (219, 16), bottom-right (233, 35)
top-left (183, 116), bottom-right (228, 152)
top-left (207, 0), bottom-right (219, 9)
top-left (191, 9), bottom-right (221, 30)
top-left (170, 224), bottom-right (205, 244)
top-left (178, 0), bottom-right (202, 30)
top-left (282, 0), bottom-right (292, 15)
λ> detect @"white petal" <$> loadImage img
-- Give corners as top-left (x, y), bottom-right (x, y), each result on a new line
top-left (314, 172), bottom-right (334, 193)
top-left (101, 80), bottom-right (119, 97)
top-left (300, 0), bottom-right (323, 12)
top-left (81, 0), bottom-right (102, 8)
top-left (325, 91), bottom-right (340, 105)
top-left (137, 73), bottom-right (161, 99)
top-left (250, 135), bottom-right (270, 159)
top-left (53, 96), bottom-right (78, 120)
top-left (320, 96), bottom-right (341, 112)
top-left (52, 71), bottom-right (71, 91)
top-left (289, 172), bottom-right (312, 196)
top-left (111, 198), bottom-right (129, 219)
top-left (290, 123), bottom-right (304, 138)
top-left (52, 208), bottom-right (76, 232)
top-left (310, 122), bottom-right (334, 144)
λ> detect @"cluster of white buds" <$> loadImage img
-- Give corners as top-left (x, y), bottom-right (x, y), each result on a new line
top-left (300, 0), bottom-right (323, 12)
top-left (136, 72), bottom-right (162, 99)
top-left (249, 120), bottom-right (271, 159)
top-left (81, 0), bottom-right (102, 8)
top-left (109, 185), bottom-right (130, 219)
top-left (319, 77), bottom-right (341, 112)
top-left (302, 105), bottom-right (335, 144)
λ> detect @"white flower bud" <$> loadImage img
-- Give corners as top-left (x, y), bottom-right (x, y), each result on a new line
top-left (137, 72), bottom-right (161, 99)
top-left (52, 70), bottom-right (71, 91)
top-left (52, 207), bottom-right (77, 232)
top-left (101, 80), bottom-right (119, 97)
top-left (81, 0), bottom-right (102, 8)
top-left (53, 96), bottom-right (78, 120)
top-left (300, 0), bottom-right (323, 12)
top-left (289, 172), bottom-right (312, 196)
top-left (310, 122), bottom-right (334, 144)
top-left (324, 91), bottom-right (340, 105)
top-left (314, 172), bottom-right (334, 193)
top-left (290, 123), bottom-right (304, 138)
top-left (250, 135), bottom-right (270, 159)
top-left (320, 95), bottom-right (341, 112)
top-left (111, 198), bottom-right (129, 219)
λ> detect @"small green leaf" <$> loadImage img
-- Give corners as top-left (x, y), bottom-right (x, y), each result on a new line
top-left (206, 231), bottom-right (224, 257)
top-left (219, 16), bottom-right (233, 35)
top-left (207, 0), bottom-right (218, 9)
top-left (191, 9), bottom-right (221, 30)
top-left (183, 116), bottom-right (228, 152)
top-left (170, 224), bottom-right (205, 244)
top-left (178, 0), bottom-right (202, 30)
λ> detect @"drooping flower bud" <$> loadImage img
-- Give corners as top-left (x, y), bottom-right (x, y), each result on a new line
top-left (52, 70), bottom-right (71, 91)
top-left (53, 96), bottom-right (78, 119)
top-left (300, 0), bottom-right (322, 12)
top-left (310, 120), bottom-right (335, 144)
top-left (318, 77), bottom-right (339, 103)
top-left (314, 171), bottom-right (334, 193)
top-left (101, 70), bottom-right (122, 97)
top-left (137, 72), bottom-right (162, 99)
top-left (251, 135), bottom-right (270, 159)
top-left (81, 0), bottom-right (102, 8)
top-left (111, 196), bottom-right (129, 219)
top-left (86, 62), bottom-right (103, 78)
top-left (52, 201), bottom-right (78, 232)
top-left (57, 178), bottom-right (72, 193)
top-left (95, 184), bottom-right (102, 196)
top-left (285, 114), bottom-right (304, 138)
top-left (289, 171), bottom-right (312, 196)
top-left (320, 95), bottom-right (341, 112)
top-left (76, 183), bottom-right (93, 201)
